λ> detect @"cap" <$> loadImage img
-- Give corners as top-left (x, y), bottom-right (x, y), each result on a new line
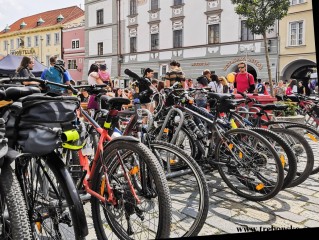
top-left (100, 64), bottom-right (107, 70)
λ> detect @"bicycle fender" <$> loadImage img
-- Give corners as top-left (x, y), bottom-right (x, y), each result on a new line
top-left (108, 136), bottom-right (140, 144)
top-left (45, 152), bottom-right (89, 238)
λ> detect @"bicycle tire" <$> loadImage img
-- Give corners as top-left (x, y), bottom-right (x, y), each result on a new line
top-left (284, 124), bottom-right (319, 175)
top-left (269, 128), bottom-right (314, 188)
top-left (149, 140), bottom-right (209, 237)
top-left (250, 128), bottom-right (297, 190)
top-left (16, 153), bottom-right (88, 240)
top-left (91, 140), bottom-right (171, 239)
top-left (214, 128), bottom-right (284, 201)
top-left (0, 163), bottom-right (32, 240)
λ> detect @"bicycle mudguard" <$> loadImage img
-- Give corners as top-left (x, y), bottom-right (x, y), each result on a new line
top-left (106, 136), bottom-right (140, 146)
top-left (45, 152), bottom-right (89, 238)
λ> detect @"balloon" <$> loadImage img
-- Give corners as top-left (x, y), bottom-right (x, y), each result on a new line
top-left (227, 73), bottom-right (235, 83)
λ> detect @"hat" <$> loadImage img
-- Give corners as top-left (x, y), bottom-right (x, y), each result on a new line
top-left (100, 64), bottom-right (107, 70)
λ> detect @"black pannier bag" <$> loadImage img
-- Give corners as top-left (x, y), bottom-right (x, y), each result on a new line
top-left (16, 95), bottom-right (79, 155)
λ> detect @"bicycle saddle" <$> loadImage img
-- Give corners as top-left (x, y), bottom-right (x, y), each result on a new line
top-left (207, 93), bottom-right (233, 101)
top-left (253, 103), bottom-right (288, 111)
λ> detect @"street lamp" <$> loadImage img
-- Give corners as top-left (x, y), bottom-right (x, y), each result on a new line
top-left (240, 45), bottom-right (255, 67)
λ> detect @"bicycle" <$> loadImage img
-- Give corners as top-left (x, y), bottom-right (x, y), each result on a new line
top-left (234, 92), bottom-right (316, 187)
top-left (150, 87), bottom-right (285, 201)
top-left (52, 82), bottom-right (173, 239)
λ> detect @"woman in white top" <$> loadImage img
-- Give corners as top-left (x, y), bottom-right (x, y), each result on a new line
top-left (208, 74), bottom-right (223, 93)
top-left (87, 63), bottom-right (104, 111)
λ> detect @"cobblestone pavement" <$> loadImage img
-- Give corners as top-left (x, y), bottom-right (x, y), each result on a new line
top-left (85, 169), bottom-right (319, 239)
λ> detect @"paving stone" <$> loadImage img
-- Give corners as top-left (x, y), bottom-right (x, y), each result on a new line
top-left (304, 220), bottom-right (319, 228)
top-left (273, 211), bottom-right (308, 223)
top-left (205, 215), bottom-right (241, 233)
top-left (288, 186), bottom-right (317, 196)
top-left (300, 210), bottom-right (319, 222)
top-left (198, 223), bottom-right (221, 236)
top-left (304, 203), bottom-right (319, 213)
top-left (241, 207), bottom-right (274, 222)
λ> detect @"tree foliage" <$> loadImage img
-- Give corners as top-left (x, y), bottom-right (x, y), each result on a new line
top-left (231, 0), bottom-right (290, 96)
top-left (231, 0), bottom-right (290, 35)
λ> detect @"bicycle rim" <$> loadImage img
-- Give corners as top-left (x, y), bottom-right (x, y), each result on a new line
top-left (215, 129), bottom-right (284, 201)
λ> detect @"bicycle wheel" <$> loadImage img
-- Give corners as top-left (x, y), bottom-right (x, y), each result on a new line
top-left (149, 140), bottom-right (209, 237)
top-left (16, 153), bottom-right (88, 240)
top-left (91, 140), bottom-right (171, 240)
top-left (270, 128), bottom-right (314, 188)
top-left (250, 128), bottom-right (297, 190)
top-left (284, 124), bottom-right (319, 175)
top-left (0, 163), bottom-right (32, 240)
top-left (214, 128), bottom-right (284, 201)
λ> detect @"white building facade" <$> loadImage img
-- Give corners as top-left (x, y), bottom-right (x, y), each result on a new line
top-left (85, 0), bottom-right (279, 82)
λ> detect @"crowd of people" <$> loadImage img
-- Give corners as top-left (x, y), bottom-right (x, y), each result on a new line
top-left (16, 55), bottom-right (317, 113)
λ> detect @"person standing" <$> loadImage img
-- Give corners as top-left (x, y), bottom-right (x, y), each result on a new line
top-left (274, 80), bottom-right (286, 97)
top-left (285, 79), bottom-right (298, 95)
top-left (233, 62), bottom-right (255, 94)
top-left (297, 81), bottom-right (306, 95)
top-left (208, 74), bottom-right (223, 93)
top-left (41, 56), bottom-right (70, 95)
top-left (164, 60), bottom-right (185, 88)
top-left (87, 63), bottom-right (104, 111)
top-left (219, 76), bottom-right (229, 93)
top-left (195, 69), bottom-right (211, 108)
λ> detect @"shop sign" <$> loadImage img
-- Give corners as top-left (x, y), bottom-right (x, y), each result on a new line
top-left (223, 57), bottom-right (263, 71)
top-left (13, 48), bottom-right (36, 56)
top-left (191, 62), bottom-right (209, 67)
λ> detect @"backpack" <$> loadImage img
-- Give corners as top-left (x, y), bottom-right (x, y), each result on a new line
top-left (44, 67), bottom-right (64, 93)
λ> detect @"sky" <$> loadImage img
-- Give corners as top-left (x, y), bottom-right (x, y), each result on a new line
top-left (0, 0), bottom-right (84, 30)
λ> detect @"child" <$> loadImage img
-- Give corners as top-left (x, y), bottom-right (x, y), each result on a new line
top-left (98, 64), bottom-right (112, 88)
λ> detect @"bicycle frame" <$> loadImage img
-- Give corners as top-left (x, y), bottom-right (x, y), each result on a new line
top-left (76, 106), bottom-right (141, 204)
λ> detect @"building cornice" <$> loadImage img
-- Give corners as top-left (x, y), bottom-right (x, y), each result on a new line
top-left (204, 9), bottom-right (223, 15)
top-left (0, 25), bottom-right (64, 39)
top-left (170, 16), bottom-right (185, 21)
top-left (127, 24), bottom-right (138, 29)
top-left (148, 8), bottom-right (161, 13)
top-left (147, 20), bottom-right (161, 25)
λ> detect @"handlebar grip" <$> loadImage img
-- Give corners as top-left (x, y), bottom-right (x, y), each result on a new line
top-left (124, 69), bottom-right (141, 80)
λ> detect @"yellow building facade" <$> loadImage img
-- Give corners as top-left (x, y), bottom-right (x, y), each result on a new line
top-left (279, 0), bottom-right (316, 81)
top-left (0, 6), bottom-right (84, 66)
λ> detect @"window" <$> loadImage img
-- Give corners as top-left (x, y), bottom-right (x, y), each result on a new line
top-left (3, 40), bottom-right (8, 51)
top-left (241, 20), bottom-right (254, 41)
top-left (54, 33), bottom-right (60, 45)
top-left (34, 36), bottom-right (39, 47)
top-left (151, 0), bottom-right (158, 10)
top-left (173, 0), bottom-right (183, 6)
top-left (68, 60), bottom-right (77, 69)
top-left (46, 34), bottom-right (51, 46)
top-left (290, 0), bottom-right (304, 5)
top-left (208, 24), bottom-right (220, 44)
top-left (10, 39), bottom-right (14, 49)
top-left (130, 0), bottom-right (137, 15)
top-left (98, 42), bottom-right (103, 55)
top-left (130, 37), bottom-right (137, 53)
top-left (72, 40), bottom-right (80, 49)
top-left (27, 37), bottom-right (31, 47)
top-left (97, 9), bottom-right (104, 25)
top-left (173, 30), bottom-right (183, 48)
top-left (289, 21), bottom-right (304, 46)
top-left (17, 38), bottom-right (20, 48)
top-left (151, 33), bottom-right (159, 50)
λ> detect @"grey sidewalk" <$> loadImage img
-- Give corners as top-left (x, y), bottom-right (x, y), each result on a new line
top-left (85, 171), bottom-right (319, 239)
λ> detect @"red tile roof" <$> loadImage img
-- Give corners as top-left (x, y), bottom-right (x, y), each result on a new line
top-left (1, 6), bottom-right (84, 35)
